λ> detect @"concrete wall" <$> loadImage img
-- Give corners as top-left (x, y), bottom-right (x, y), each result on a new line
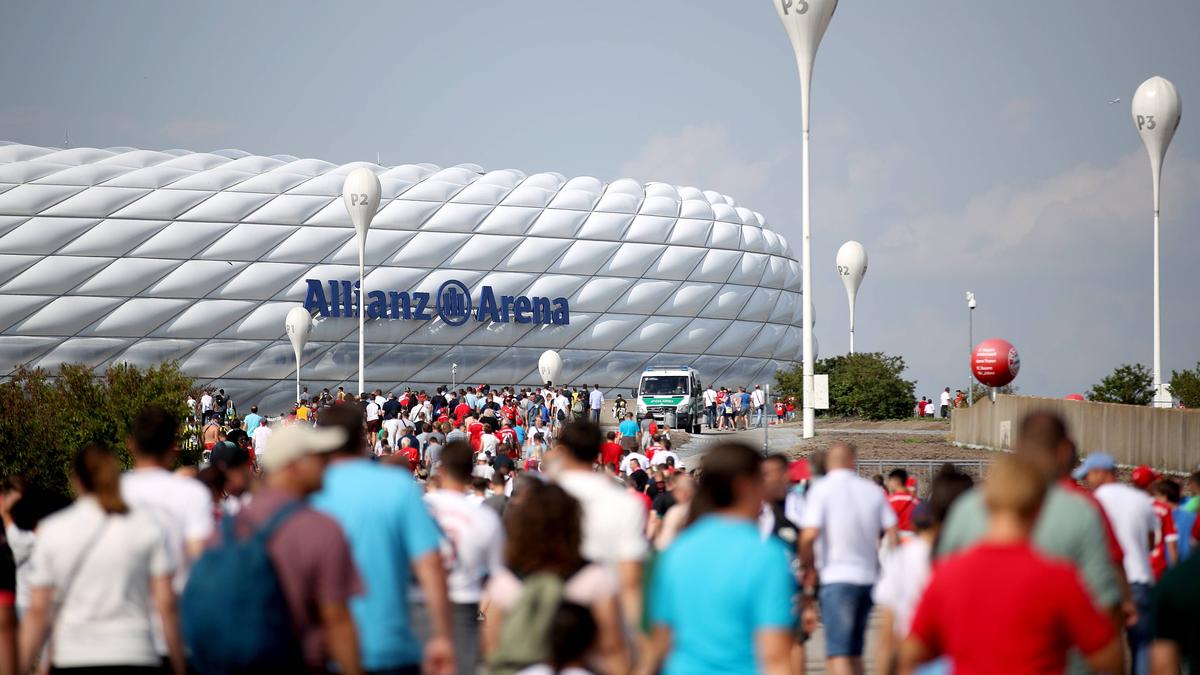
top-left (951, 395), bottom-right (1200, 473)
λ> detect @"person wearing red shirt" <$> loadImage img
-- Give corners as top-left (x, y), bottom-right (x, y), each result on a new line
top-left (496, 420), bottom-right (517, 448)
top-left (901, 455), bottom-right (1122, 675)
top-left (885, 469), bottom-right (920, 536)
top-left (453, 402), bottom-right (471, 425)
top-left (599, 432), bottom-right (623, 472)
top-left (645, 436), bottom-right (665, 463)
top-left (774, 401), bottom-right (785, 423)
top-left (467, 418), bottom-right (484, 452)
top-left (1132, 465), bottom-right (1179, 579)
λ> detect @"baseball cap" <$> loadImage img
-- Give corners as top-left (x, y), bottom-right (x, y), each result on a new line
top-left (260, 425), bottom-right (347, 473)
top-left (1071, 452), bottom-right (1116, 481)
top-left (209, 441), bottom-right (250, 469)
top-left (1131, 465), bottom-right (1160, 489)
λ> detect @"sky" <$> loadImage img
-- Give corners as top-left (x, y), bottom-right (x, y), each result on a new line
top-left (2, 1), bottom-right (1198, 398)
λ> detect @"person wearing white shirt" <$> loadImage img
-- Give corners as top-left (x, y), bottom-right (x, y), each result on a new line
top-left (751, 385), bottom-right (766, 427)
top-left (939, 388), bottom-right (951, 418)
top-left (23, 445), bottom-right (185, 675)
top-left (799, 442), bottom-right (898, 674)
top-left (382, 417), bottom-right (403, 454)
top-left (552, 423), bottom-right (647, 632)
top-left (251, 422), bottom-right (273, 462)
top-left (553, 392), bottom-right (571, 427)
top-left (416, 443), bottom-right (503, 674)
top-left (702, 386), bottom-right (717, 429)
top-left (621, 451), bottom-right (650, 476)
top-left (588, 385), bottom-right (604, 425)
top-left (650, 449), bottom-right (679, 469)
top-left (366, 400), bottom-right (380, 423)
top-left (199, 391), bottom-right (214, 423)
top-left (119, 407), bottom-right (214, 610)
top-left (1078, 452), bottom-right (1157, 673)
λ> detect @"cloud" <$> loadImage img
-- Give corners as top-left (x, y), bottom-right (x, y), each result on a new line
top-left (619, 124), bottom-right (780, 204)
top-left (863, 151), bottom-right (1200, 395)
top-left (876, 151), bottom-right (1200, 275)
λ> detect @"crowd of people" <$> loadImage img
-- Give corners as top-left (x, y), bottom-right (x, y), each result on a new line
top-left (0, 380), bottom-right (1197, 674)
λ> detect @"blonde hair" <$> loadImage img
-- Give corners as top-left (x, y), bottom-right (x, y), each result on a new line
top-left (984, 455), bottom-right (1048, 522)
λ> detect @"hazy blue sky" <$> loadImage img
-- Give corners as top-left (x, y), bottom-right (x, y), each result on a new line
top-left (3, 1), bottom-right (1198, 398)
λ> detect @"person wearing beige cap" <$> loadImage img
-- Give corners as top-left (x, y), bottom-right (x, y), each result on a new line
top-left (221, 424), bottom-right (364, 673)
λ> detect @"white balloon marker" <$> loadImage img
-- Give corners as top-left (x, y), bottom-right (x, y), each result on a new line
top-left (284, 306), bottom-right (313, 406)
top-left (538, 350), bottom-right (563, 387)
top-left (342, 167), bottom-right (381, 397)
top-left (836, 241), bottom-right (867, 353)
top-left (1132, 76), bottom-right (1181, 407)
top-left (774, 0), bottom-right (836, 439)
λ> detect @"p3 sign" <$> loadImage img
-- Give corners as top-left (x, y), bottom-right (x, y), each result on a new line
top-left (779, 0), bottom-right (810, 14)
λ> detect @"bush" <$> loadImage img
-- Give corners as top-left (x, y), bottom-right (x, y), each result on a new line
top-left (1168, 362), bottom-right (1200, 408)
top-left (775, 352), bottom-right (917, 420)
top-left (0, 362), bottom-right (195, 496)
top-left (1087, 363), bottom-right (1154, 406)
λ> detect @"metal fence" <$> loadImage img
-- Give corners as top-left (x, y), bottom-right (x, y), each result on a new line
top-left (855, 459), bottom-right (992, 499)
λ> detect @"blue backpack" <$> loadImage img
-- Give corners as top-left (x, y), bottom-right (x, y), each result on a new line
top-left (181, 502), bottom-right (304, 674)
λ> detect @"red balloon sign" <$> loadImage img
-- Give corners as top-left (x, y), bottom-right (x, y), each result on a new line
top-left (972, 338), bottom-right (1020, 388)
top-left (1065, 393), bottom-right (1085, 401)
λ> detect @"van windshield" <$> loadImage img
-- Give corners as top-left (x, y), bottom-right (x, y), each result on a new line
top-left (640, 376), bottom-right (689, 396)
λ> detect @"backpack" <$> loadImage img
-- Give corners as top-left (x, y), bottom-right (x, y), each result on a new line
top-left (182, 502), bottom-right (304, 674)
top-left (488, 572), bottom-right (571, 675)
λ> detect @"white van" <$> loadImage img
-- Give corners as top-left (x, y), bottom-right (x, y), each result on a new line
top-left (634, 365), bottom-right (703, 434)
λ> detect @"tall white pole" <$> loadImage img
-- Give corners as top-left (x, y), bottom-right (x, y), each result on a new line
top-left (358, 243), bottom-right (365, 395)
top-left (343, 167), bottom-right (381, 399)
top-left (1132, 76), bottom-right (1180, 407)
top-left (774, 0), bottom-right (837, 440)
top-left (966, 291), bottom-right (975, 407)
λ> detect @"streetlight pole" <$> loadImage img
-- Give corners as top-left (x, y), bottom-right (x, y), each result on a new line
top-left (966, 291), bottom-right (975, 406)
top-left (342, 167), bottom-right (381, 397)
top-left (285, 306), bottom-right (312, 407)
top-left (774, 0), bottom-right (837, 440)
top-left (1132, 77), bottom-right (1181, 408)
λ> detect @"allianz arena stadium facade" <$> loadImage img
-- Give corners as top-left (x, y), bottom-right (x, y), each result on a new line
top-left (0, 142), bottom-right (804, 413)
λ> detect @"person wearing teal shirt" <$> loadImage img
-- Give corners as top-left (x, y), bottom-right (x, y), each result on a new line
top-left (618, 414), bottom-right (640, 442)
top-left (311, 405), bottom-right (453, 674)
top-left (242, 406), bottom-right (263, 436)
top-left (646, 443), bottom-right (795, 674)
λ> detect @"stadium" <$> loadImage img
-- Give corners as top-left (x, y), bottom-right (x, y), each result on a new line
top-left (0, 142), bottom-right (804, 412)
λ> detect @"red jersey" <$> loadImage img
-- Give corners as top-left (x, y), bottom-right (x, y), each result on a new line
top-left (599, 442), bottom-right (622, 470)
top-left (1150, 498), bottom-right (1178, 580)
top-left (775, 402), bottom-right (785, 416)
top-left (911, 541), bottom-right (1115, 674)
top-left (467, 421), bottom-right (484, 451)
top-left (501, 405), bottom-right (516, 422)
top-left (401, 444), bottom-right (419, 467)
top-left (496, 426), bottom-right (517, 447)
top-left (453, 403), bottom-right (471, 423)
top-left (646, 444), bottom-right (664, 462)
top-left (888, 492), bottom-right (920, 532)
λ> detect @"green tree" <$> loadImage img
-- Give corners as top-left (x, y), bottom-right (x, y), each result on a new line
top-left (775, 352), bottom-right (917, 420)
top-left (1086, 363), bottom-right (1154, 405)
top-left (0, 362), bottom-right (194, 496)
top-left (1168, 362), bottom-right (1200, 408)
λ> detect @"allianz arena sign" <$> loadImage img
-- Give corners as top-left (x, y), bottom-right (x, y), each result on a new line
top-left (303, 278), bottom-right (570, 326)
